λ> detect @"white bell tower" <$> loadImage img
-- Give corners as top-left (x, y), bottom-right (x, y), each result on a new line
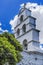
top-left (15, 4), bottom-right (43, 65)
top-left (14, 4), bottom-right (40, 51)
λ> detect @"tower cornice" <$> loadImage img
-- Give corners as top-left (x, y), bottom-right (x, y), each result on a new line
top-left (14, 16), bottom-right (36, 29)
top-left (18, 8), bottom-right (31, 16)
top-left (16, 28), bottom-right (40, 39)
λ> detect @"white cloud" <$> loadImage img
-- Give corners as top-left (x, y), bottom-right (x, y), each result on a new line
top-left (0, 27), bottom-right (8, 34)
top-left (40, 44), bottom-right (43, 50)
top-left (10, 15), bottom-right (18, 30)
top-left (20, 3), bottom-right (24, 7)
top-left (3, 30), bottom-right (8, 32)
top-left (10, 2), bottom-right (43, 43)
top-left (0, 28), bottom-right (2, 31)
top-left (0, 27), bottom-right (4, 32)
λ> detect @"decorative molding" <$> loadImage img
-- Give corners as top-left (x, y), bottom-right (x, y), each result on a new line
top-left (18, 8), bottom-right (31, 16)
top-left (14, 16), bottom-right (36, 29)
top-left (14, 22), bottom-right (36, 34)
top-left (28, 51), bottom-right (43, 55)
top-left (28, 40), bottom-right (40, 44)
top-left (16, 28), bottom-right (40, 39)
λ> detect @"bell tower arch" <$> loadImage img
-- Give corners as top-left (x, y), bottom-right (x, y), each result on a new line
top-left (23, 39), bottom-right (28, 50)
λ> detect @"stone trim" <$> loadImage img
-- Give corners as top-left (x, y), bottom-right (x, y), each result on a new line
top-left (28, 40), bottom-right (40, 44)
top-left (23, 51), bottom-right (43, 55)
top-left (14, 16), bottom-right (36, 29)
top-left (26, 22), bottom-right (36, 26)
top-left (16, 28), bottom-right (40, 39)
top-left (28, 51), bottom-right (43, 55)
top-left (14, 22), bottom-right (36, 34)
top-left (18, 8), bottom-right (31, 16)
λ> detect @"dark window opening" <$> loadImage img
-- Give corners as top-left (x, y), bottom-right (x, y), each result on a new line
top-left (17, 28), bottom-right (20, 35)
top-left (20, 15), bottom-right (23, 22)
top-left (22, 24), bottom-right (26, 33)
top-left (23, 39), bottom-right (28, 50)
top-left (35, 58), bottom-right (37, 60)
top-left (24, 44), bottom-right (27, 47)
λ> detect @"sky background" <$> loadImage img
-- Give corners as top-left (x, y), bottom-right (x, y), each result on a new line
top-left (0, 0), bottom-right (43, 33)
top-left (0, 0), bottom-right (43, 45)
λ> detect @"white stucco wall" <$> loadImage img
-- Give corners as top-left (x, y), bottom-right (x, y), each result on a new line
top-left (19, 9), bottom-right (31, 20)
top-left (15, 7), bottom-right (43, 65)
top-left (17, 30), bottom-right (33, 44)
top-left (32, 30), bottom-right (39, 42)
top-left (16, 51), bottom-right (43, 65)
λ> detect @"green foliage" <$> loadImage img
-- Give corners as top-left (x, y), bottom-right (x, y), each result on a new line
top-left (0, 32), bottom-right (23, 65)
top-left (2, 32), bottom-right (23, 51)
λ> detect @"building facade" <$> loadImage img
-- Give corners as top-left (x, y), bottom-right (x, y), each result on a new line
top-left (14, 4), bottom-right (43, 65)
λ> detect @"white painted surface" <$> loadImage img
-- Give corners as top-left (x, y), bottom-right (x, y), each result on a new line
top-left (14, 7), bottom-right (43, 65)
top-left (16, 51), bottom-right (43, 65)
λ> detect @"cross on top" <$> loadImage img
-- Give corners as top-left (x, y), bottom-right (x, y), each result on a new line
top-left (23, 3), bottom-right (26, 8)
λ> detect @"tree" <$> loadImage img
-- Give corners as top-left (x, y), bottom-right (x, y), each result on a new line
top-left (0, 32), bottom-right (23, 65)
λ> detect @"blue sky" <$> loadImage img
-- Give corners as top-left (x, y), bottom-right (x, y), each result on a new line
top-left (0, 0), bottom-right (43, 33)
top-left (0, 0), bottom-right (43, 49)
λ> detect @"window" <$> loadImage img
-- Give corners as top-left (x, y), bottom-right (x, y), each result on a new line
top-left (20, 15), bottom-right (23, 22)
top-left (17, 28), bottom-right (20, 35)
top-left (23, 39), bottom-right (28, 50)
top-left (35, 58), bottom-right (37, 60)
top-left (22, 24), bottom-right (26, 33)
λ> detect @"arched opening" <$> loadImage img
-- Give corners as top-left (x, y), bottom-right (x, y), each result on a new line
top-left (23, 39), bottom-right (28, 50)
top-left (20, 15), bottom-right (23, 22)
top-left (22, 24), bottom-right (26, 33)
top-left (17, 28), bottom-right (20, 35)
